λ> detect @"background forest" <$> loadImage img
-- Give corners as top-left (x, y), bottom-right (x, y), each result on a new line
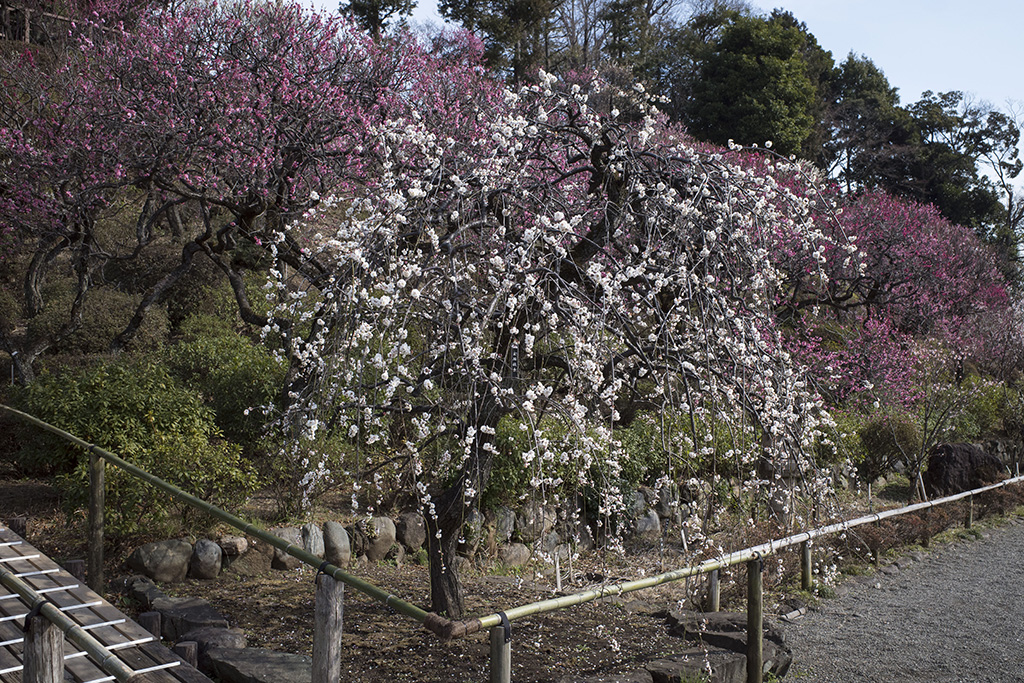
top-left (2, 0), bottom-right (1023, 618)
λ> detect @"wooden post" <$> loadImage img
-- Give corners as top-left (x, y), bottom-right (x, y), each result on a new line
top-left (10, 516), bottom-right (28, 538)
top-left (139, 611), bottom-right (162, 639)
top-left (965, 495), bottom-right (974, 530)
top-left (24, 612), bottom-right (63, 683)
top-left (708, 569), bottom-right (720, 612)
top-left (489, 624), bottom-right (511, 683)
top-left (800, 541), bottom-right (813, 591)
top-left (312, 573), bottom-right (344, 683)
top-left (88, 450), bottom-right (105, 594)
top-left (173, 641), bottom-right (198, 668)
top-left (64, 559), bottom-right (86, 583)
top-left (746, 558), bottom-right (763, 683)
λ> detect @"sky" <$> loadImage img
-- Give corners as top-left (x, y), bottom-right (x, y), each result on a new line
top-left (309, 0), bottom-right (1024, 112)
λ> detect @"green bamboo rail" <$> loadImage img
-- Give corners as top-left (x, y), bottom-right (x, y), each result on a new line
top-left (0, 405), bottom-right (431, 627)
top-left (4, 404), bottom-right (1023, 680)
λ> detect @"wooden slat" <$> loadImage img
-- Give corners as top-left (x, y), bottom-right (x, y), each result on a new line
top-left (0, 529), bottom-right (212, 682)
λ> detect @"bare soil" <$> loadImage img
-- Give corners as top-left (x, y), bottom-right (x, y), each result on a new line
top-left (3, 474), bottom-right (1022, 683)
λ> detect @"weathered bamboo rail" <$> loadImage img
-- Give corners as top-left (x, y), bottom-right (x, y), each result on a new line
top-left (3, 404), bottom-right (1022, 683)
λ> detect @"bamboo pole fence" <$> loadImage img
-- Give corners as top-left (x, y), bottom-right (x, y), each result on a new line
top-left (3, 404), bottom-right (1023, 683)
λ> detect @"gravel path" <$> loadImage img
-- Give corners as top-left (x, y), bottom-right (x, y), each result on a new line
top-left (785, 517), bottom-right (1024, 682)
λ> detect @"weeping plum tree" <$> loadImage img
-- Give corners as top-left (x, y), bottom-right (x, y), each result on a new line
top-left (266, 74), bottom-right (845, 618)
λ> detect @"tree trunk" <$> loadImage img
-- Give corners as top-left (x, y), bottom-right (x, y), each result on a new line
top-left (424, 509), bottom-right (464, 618)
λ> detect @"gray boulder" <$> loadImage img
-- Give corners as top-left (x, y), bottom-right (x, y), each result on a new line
top-left (301, 523), bottom-right (325, 559)
top-left (664, 610), bottom-right (792, 682)
top-left (123, 575), bottom-right (167, 610)
top-left (207, 647), bottom-right (312, 683)
top-left (395, 512), bottom-right (427, 552)
top-left (517, 502), bottom-right (556, 543)
top-left (488, 506), bottom-right (516, 545)
top-left (646, 649), bottom-right (746, 683)
top-left (189, 539), bottom-right (223, 580)
top-left (322, 521), bottom-right (351, 567)
top-left (364, 517), bottom-right (397, 562)
top-left (152, 596), bottom-right (230, 641)
top-left (460, 508), bottom-right (485, 556)
top-left (634, 511), bottom-right (662, 544)
top-left (270, 527), bottom-right (303, 570)
top-left (127, 540), bottom-right (193, 584)
top-left (218, 536), bottom-right (248, 557)
top-left (498, 543), bottom-right (531, 567)
top-left (180, 626), bottom-right (247, 675)
top-left (223, 538), bottom-right (274, 577)
top-left (558, 673), bottom-right (654, 683)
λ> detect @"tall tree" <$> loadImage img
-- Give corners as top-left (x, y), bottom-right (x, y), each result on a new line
top-left (822, 54), bottom-right (917, 194)
top-left (341, 0), bottom-right (415, 40)
top-left (681, 13), bottom-right (823, 156)
top-left (439, 0), bottom-right (557, 81)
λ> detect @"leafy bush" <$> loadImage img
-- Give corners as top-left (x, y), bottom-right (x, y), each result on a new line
top-left (166, 314), bottom-right (286, 450)
top-left (12, 360), bottom-right (259, 535)
top-left (856, 411), bottom-right (921, 482)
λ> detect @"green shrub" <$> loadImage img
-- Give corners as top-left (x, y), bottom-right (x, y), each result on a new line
top-left (12, 360), bottom-right (259, 535)
top-left (166, 314), bottom-right (286, 451)
top-left (856, 411), bottom-right (921, 482)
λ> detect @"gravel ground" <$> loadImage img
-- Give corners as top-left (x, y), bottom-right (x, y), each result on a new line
top-left (785, 517), bottom-right (1024, 682)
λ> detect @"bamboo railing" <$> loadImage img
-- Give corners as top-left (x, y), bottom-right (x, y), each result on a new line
top-left (3, 403), bottom-right (1022, 683)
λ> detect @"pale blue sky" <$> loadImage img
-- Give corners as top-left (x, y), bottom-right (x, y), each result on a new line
top-left (309, 0), bottom-right (1023, 111)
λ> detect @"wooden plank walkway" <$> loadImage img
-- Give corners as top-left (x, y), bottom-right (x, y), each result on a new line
top-left (0, 523), bottom-right (211, 683)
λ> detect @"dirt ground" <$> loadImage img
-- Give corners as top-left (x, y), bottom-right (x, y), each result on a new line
top-left (4, 474), bottom-right (1021, 682)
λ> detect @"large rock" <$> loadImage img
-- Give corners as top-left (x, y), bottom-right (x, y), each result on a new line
top-left (180, 626), bottom-right (247, 675)
top-left (634, 511), bottom-right (662, 544)
top-left (558, 673), bottom-right (653, 683)
top-left (189, 539), bottom-right (223, 580)
top-left (645, 649), bottom-right (746, 683)
top-left (123, 575), bottom-right (167, 610)
top-left (219, 536), bottom-right (248, 557)
top-left (517, 502), bottom-right (556, 543)
top-left (223, 538), bottom-right (274, 577)
top-left (488, 506), bottom-right (516, 545)
top-left (322, 521), bottom-right (351, 567)
top-left (301, 523), bottom-right (325, 559)
top-left (395, 512), bottom-right (427, 552)
top-left (460, 508), bottom-right (486, 556)
top-left (498, 543), bottom-right (531, 567)
top-left (127, 540), bottom-right (193, 584)
top-left (152, 596), bottom-right (230, 641)
top-left (364, 517), bottom-right (397, 562)
top-left (270, 527), bottom-right (303, 570)
top-left (923, 442), bottom-right (1006, 497)
top-left (207, 647), bottom-right (312, 683)
top-left (664, 610), bottom-right (791, 681)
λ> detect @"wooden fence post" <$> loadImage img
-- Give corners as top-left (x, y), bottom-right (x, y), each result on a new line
top-left (63, 559), bottom-right (86, 583)
top-left (24, 612), bottom-right (63, 683)
top-left (800, 541), bottom-right (813, 591)
top-left (313, 573), bottom-right (344, 683)
top-left (965, 495), bottom-right (974, 529)
top-left (173, 641), bottom-right (198, 668)
top-left (746, 557), bottom-right (763, 683)
top-left (708, 569), bottom-right (720, 612)
top-left (139, 611), bottom-right (162, 639)
top-left (489, 622), bottom-right (511, 683)
top-left (88, 450), bottom-right (105, 594)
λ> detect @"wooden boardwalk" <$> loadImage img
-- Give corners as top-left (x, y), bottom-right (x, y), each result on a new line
top-left (0, 523), bottom-right (211, 683)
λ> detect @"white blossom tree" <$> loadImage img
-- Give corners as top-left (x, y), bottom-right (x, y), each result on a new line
top-left (266, 74), bottom-right (842, 618)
